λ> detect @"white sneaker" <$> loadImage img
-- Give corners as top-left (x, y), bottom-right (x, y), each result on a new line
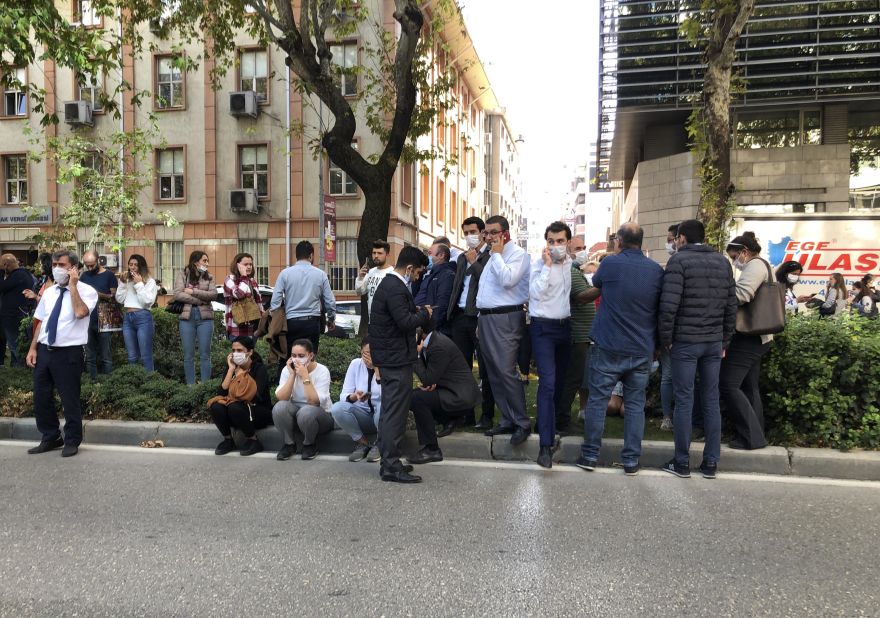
top-left (577, 407), bottom-right (586, 421)
top-left (660, 417), bottom-right (674, 431)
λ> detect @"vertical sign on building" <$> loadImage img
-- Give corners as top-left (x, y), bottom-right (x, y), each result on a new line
top-left (323, 195), bottom-right (337, 263)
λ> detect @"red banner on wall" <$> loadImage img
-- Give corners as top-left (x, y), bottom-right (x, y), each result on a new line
top-left (323, 196), bottom-right (337, 263)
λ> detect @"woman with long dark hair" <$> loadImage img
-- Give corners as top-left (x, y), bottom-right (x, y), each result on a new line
top-left (720, 232), bottom-right (771, 450)
top-left (209, 336), bottom-right (272, 456)
top-left (173, 250), bottom-right (216, 384)
top-left (223, 252), bottom-right (263, 339)
top-left (115, 254), bottom-right (158, 371)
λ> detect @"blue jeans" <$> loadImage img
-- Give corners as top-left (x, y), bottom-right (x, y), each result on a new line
top-left (179, 309), bottom-right (213, 384)
top-left (581, 345), bottom-right (652, 466)
top-left (330, 401), bottom-right (380, 442)
top-left (530, 318), bottom-right (572, 446)
top-left (122, 310), bottom-right (155, 372)
top-left (85, 323), bottom-right (113, 379)
top-left (659, 349), bottom-right (674, 419)
top-left (670, 341), bottom-right (723, 466)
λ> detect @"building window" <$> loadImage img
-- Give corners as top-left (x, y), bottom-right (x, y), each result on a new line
top-left (238, 239), bottom-right (269, 284)
top-left (329, 143), bottom-right (357, 196)
top-left (156, 240), bottom-right (183, 291)
top-left (450, 189), bottom-right (458, 231)
top-left (436, 178), bottom-right (445, 225)
top-left (2, 155), bottom-right (28, 204)
top-left (420, 164), bottom-right (430, 217)
top-left (450, 122), bottom-right (458, 158)
top-left (401, 162), bottom-right (414, 206)
top-left (329, 42), bottom-right (358, 96)
top-left (76, 67), bottom-right (104, 112)
top-left (238, 48), bottom-right (268, 101)
top-left (156, 148), bottom-right (185, 201)
top-left (74, 0), bottom-right (100, 26)
top-left (735, 109), bottom-right (822, 149)
top-left (239, 144), bottom-right (269, 198)
top-left (437, 108), bottom-right (446, 150)
top-left (80, 150), bottom-right (105, 198)
top-left (155, 55), bottom-right (184, 109)
top-left (325, 239), bottom-right (358, 293)
top-left (2, 68), bottom-right (27, 117)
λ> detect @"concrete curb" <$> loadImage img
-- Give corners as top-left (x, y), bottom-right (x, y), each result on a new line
top-left (2, 417), bottom-right (879, 481)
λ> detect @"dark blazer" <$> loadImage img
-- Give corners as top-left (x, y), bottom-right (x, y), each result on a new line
top-left (369, 274), bottom-right (430, 368)
top-left (0, 267), bottom-right (36, 319)
top-left (414, 331), bottom-right (481, 411)
top-left (413, 260), bottom-right (456, 333)
top-left (446, 247), bottom-right (491, 321)
top-left (658, 243), bottom-right (738, 348)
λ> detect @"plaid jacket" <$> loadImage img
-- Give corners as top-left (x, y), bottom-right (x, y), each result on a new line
top-left (223, 274), bottom-right (263, 338)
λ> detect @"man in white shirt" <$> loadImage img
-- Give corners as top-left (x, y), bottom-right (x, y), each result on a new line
top-left (528, 222), bottom-right (573, 468)
top-left (476, 215), bottom-right (531, 446)
top-left (354, 239), bottom-right (394, 318)
top-left (26, 250), bottom-right (99, 458)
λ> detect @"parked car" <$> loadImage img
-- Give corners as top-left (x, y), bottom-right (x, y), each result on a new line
top-left (212, 284), bottom-right (274, 314)
top-left (333, 300), bottom-right (362, 338)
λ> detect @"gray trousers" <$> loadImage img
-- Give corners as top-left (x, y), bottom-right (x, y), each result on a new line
top-left (477, 311), bottom-right (529, 429)
top-left (272, 400), bottom-right (333, 447)
top-left (377, 364), bottom-right (413, 472)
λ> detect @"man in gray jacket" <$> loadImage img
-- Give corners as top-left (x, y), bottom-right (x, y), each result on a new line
top-left (658, 219), bottom-right (737, 479)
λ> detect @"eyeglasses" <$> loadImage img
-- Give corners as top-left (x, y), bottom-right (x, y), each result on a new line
top-left (485, 229), bottom-right (502, 236)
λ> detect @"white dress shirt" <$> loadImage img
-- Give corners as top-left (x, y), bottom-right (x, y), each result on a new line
top-left (34, 282), bottom-right (99, 346)
top-left (528, 256), bottom-right (572, 319)
top-left (115, 278), bottom-right (158, 310)
top-left (278, 363), bottom-right (332, 412)
top-left (475, 241), bottom-right (530, 309)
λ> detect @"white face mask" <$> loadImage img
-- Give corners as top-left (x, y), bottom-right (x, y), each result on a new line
top-left (787, 273), bottom-right (800, 284)
top-left (292, 356), bottom-right (309, 366)
top-left (733, 258), bottom-right (745, 271)
top-left (232, 352), bottom-right (248, 366)
top-left (550, 245), bottom-right (568, 262)
top-left (666, 242), bottom-right (676, 256)
top-left (197, 265), bottom-right (208, 273)
top-left (465, 234), bottom-right (481, 249)
top-left (574, 250), bottom-right (589, 263)
top-left (52, 266), bottom-right (69, 285)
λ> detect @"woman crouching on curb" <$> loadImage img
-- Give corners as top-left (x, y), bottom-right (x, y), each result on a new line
top-left (209, 336), bottom-right (272, 456)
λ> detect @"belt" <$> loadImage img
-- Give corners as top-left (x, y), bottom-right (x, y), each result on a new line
top-left (289, 315), bottom-right (320, 321)
top-left (39, 343), bottom-right (83, 351)
top-left (478, 305), bottom-right (523, 315)
top-left (531, 316), bottom-right (570, 326)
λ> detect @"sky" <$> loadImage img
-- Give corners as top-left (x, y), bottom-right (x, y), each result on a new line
top-left (461, 1), bottom-right (601, 213)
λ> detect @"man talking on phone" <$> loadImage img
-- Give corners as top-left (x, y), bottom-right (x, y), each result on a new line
top-left (354, 239), bottom-right (394, 319)
top-left (26, 250), bottom-right (98, 458)
top-left (476, 215), bottom-right (532, 446)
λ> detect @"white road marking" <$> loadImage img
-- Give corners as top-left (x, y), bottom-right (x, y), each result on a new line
top-left (2, 440), bottom-right (879, 489)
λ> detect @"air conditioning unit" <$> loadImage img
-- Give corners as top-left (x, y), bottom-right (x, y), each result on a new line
top-left (149, 18), bottom-right (163, 34)
top-left (99, 253), bottom-right (119, 269)
top-left (229, 91), bottom-right (259, 118)
top-left (64, 101), bottom-right (93, 127)
top-left (230, 188), bottom-right (259, 214)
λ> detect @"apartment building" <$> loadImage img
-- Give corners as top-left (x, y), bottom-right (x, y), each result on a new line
top-left (0, 0), bottom-right (521, 297)
top-left (598, 0), bottom-right (880, 268)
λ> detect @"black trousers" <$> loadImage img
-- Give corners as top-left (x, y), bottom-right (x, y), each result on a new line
top-left (720, 333), bottom-right (770, 448)
top-left (558, 342), bottom-right (590, 430)
top-left (34, 344), bottom-right (85, 446)
top-left (449, 311), bottom-right (494, 424)
top-left (377, 364), bottom-right (414, 472)
top-left (209, 401), bottom-right (272, 438)
top-left (286, 317), bottom-right (321, 357)
top-left (410, 388), bottom-right (462, 442)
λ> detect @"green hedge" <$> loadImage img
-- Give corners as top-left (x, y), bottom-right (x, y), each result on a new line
top-left (762, 313), bottom-right (880, 450)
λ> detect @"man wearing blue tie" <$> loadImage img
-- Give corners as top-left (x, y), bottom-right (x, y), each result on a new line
top-left (26, 250), bottom-right (98, 458)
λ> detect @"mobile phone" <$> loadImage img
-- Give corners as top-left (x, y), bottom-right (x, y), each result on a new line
top-left (502, 231), bottom-right (511, 243)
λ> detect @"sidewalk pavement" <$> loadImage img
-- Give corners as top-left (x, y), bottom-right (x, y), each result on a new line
top-left (2, 416), bottom-right (879, 481)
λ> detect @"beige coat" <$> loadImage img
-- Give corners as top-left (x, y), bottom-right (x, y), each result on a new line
top-left (172, 269), bottom-right (216, 320)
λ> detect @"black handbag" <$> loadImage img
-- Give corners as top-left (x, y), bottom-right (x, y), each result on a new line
top-left (735, 259), bottom-right (786, 336)
top-left (165, 300), bottom-right (185, 315)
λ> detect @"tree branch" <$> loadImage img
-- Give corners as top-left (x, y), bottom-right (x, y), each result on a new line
top-left (720, 0), bottom-right (755, 61)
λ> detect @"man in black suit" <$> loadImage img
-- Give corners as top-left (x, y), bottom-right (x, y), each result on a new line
top-left (409, 328), bottom-right (482, 464)
top-left (369, 247), bottom-right (432, 483)
top-left (446, 216), bottom-right (495, 429)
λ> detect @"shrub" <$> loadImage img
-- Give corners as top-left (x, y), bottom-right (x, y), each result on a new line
top-left (150, 307), bottom-right (228, 382)
top-left (317, 335), bottom-right (361, 383)
top-left (166, 378), bottom-right (223, 420)
top-left (762, 313), bottom-right (880, 450)
top-left (113, 394), bottom-right (167, 422)
top-left (2, 389), bottom-right (34, 417)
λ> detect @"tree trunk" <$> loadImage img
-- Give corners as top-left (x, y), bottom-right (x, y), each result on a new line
top-left (703, 61), bottom-right (733, 216)
top-left (356, 175), bottom-right (393, 337)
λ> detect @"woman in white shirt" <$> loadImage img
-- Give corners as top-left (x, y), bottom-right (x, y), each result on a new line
top-left (272, 338), bottom-right (333, 461)
top-left (330, 340), bottom-right (382, 462)
top-left (115, 254), bottom-right (158, 372)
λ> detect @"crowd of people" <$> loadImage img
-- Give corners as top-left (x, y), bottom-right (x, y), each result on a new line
top-left (5, 217), bottom-right (877, 480)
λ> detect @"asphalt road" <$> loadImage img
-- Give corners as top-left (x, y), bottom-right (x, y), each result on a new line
top-left (1, 442), bottom-right (878, 617)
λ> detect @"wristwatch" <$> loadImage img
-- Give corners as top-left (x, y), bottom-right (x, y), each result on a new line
top-left (303, 379), bottom-right (312, 385)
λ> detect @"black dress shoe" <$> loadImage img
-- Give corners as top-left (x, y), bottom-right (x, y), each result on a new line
top-left (537, 445), bottom-right (552, 469)
top-left (484, 424), bottom-right (515, 437)
top-left (409, 447), bottom-right (443, 465)
top-left (61, 444), bottom-right (79, 457)
top-left (381, 463), bottom-right (415, 475)
top-left (28, 437), bottom-right (64, 454)
top-left (381, 468), bottom-right (422, 483)
top-left (510, 426), bottom-right (531, 446)
top-left (437, 421), bottom-right (458, 438)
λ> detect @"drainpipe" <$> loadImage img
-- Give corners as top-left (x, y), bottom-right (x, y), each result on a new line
top-left (117, 8), bottom-right (124, 268)
top-left (285, 65), bottom-right (291, 266)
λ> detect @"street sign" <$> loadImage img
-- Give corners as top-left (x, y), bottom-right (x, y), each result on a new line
top-left (0, 207), bottom-right (51, 225)
top-left (323, 196), bottom-right (336, 263)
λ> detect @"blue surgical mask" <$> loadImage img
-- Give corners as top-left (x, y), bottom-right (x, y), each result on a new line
top-left (427, 255), bottom-right (434, 269)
